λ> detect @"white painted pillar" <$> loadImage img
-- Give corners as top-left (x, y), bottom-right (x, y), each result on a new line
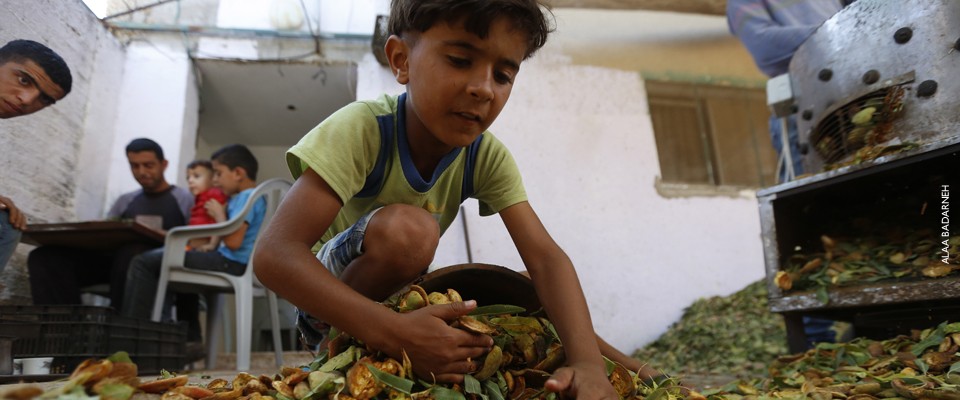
top-left (106, 40), bottom-right (198, 209)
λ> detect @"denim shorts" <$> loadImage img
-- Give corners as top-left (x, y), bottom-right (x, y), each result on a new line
top-left (296, 208), bottom-right (381, 347)
top-left (0, 213), bottom-right (22, 272)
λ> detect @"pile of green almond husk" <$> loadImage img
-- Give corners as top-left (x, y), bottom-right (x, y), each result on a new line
top-left (633, 280), bottom-right (789, 379)
top-left (776, 234), bottom-right (959, 300)
top-left (19, 283), bottom-right (960, 400)
top-left (704, 321), bottom-right (960, 400)
top-left (11, 285), bottom-right (690, 400)
top-left (21, 319), bottom-right (960, 400)
top-left (288, 284), bottom-right (693, 399)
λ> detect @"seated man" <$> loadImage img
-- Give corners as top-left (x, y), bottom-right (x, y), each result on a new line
top-left (0, 39), bottom-right (72, 271)
top-left (28, 138), bottom-right (193, 311)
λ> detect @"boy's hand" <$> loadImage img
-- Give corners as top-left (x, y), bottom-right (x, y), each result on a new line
top-left (0, 195), bottom-right (26, 230)
top-left (204, 199), bottom-right (227, 222)
top-left (545, 362), bottom-right (619, 400)
top-left (389, 300), bottom-right (493, 384)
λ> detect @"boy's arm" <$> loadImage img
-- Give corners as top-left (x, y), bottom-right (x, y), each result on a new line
top-left (218, 197), bottom-right (244, 250)
top-left (222, 226), bottom-right (246, 250)
top-left (254, 169), bottom-right (490, 382)
top-left (498, 201), bottom-right (618, 400)
top-left (204, 199), bottom-right (245, 249)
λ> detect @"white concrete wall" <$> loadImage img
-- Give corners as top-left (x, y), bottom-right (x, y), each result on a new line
top-left (74, 37), bottom-right (127, 221)
top-left (107, 39), bottom-right (198, 204)
top-left (178, 64), bottom-right (201, 185)
top-left (245, 145), bottom-right (291, 182)
top-left (318, 0), bottom-right (389, 36)
top-left (217, 0), bottom-right (390, 35)
top-left (0, 0), bottom-right (126, 303)
top-left (473, 52), bottom-right (765, 351)
top-left (355, 34), bottom-right (766, 354)
top-left (99, 0), bottom-right (220, 27)
top-left (217, 0), bottom-right (318, 32)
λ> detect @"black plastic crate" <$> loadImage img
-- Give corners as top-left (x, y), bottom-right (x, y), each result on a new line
top-left (0, 305), bottom-right (187, 374)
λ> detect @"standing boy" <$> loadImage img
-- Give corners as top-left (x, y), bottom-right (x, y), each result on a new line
top-left (122, 144), bottom-right (265, 357)
top-left (0, 39), bottom-right (72, 271)
top-left (254, 1), bottom-right (641, 397)
top-left (727, 0), bottom-right (847, 344)
top-left (726, 0), bottom-right (845, 181)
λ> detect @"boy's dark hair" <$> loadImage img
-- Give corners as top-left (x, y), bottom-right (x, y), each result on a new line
top-left (212, 144), bottom-right (259, 181)
top-left (0, 39), bottom-right (73, 95)
top-left (388, 0), bottom-right (553, 59)
top-left (187, 160), bottom-right (213, 171)
top-left (126, 138), bottom-right (165, 161)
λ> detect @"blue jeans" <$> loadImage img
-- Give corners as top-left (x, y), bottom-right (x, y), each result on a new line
top-left (121, 247), bottom-right (246, 341)
top-left (0, 212), bottom-right (21, 272)
top-left (803, 316), bottom-right (836, 347)
top-left (297, 208), bottom-right (382, 347)
top-left (769, 115), bottom-right (805, 183)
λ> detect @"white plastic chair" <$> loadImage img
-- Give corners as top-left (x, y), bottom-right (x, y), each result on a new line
top-left (150, 178), bottom-right (293, 371)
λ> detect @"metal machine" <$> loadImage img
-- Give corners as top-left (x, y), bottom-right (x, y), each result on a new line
top-left (758, 0), bottom-right (960, 352)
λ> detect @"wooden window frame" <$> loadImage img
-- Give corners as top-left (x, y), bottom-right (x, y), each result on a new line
top-left (646, 80), bottom-right (777, 195)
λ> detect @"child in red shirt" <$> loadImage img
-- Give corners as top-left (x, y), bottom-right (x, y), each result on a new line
top-left (186, 160), bottom-right (227, 251)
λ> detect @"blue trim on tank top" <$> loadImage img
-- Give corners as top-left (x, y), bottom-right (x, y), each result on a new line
top-left (396, 92), bottom-right (464, 193)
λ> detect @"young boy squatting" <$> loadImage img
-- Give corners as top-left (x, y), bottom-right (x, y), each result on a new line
top-left (254, 1), bottom-right (658, 398)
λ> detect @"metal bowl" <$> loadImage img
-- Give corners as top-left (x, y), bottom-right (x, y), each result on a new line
top-left (414, 263), bottom-right (542, 315)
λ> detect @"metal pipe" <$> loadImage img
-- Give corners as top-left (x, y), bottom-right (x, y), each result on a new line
top-left (460, 206), bottom-right (473, 263)
top-left (107, 21), bottom-right (371, 41)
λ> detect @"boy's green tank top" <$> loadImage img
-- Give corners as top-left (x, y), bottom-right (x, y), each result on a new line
top-left (287, 93), bottom-right (527, 253)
